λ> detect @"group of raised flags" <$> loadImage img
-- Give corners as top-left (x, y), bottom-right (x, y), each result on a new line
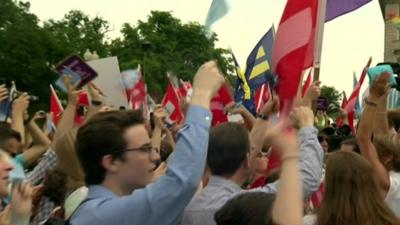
top-left (207, 0), bottom-right (372, 116)
top-left (3, 0), bottom-right (374, 135)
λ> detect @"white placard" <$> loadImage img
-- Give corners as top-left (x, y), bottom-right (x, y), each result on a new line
top-left (87, 57), bottom-right (129, 108)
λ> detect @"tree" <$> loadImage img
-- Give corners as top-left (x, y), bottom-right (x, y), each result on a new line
top-left (110, 11), bottom-right (233, 97)
top-left (42, 10), bottom-right (111, 60)
top-left (320, 85), bottom-right (343, 118)
top-left (0, 0), bottom-right (55, 112)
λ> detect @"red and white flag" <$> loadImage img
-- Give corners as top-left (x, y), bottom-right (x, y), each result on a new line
top-left (272, 0), bottom-right (318, 108)
top-left (211, 84), bottom-right (234, 126)
top-left (344, 57), bottom-right (372, 114)
top-left (255, 84), bottom-right (271, 113)
top-left (75, 91), bottom-right (90, 125)
top-left (49, 84), bottom-right (64, 126)
top-left (162, 79), bottom-right (184, 123)
top-left (178, 79), bottom-right (193, 99)
top-left (128, 77), bottom-right (147, 110)
top-left (342, 57), bottom-right (371, 133)
top-left (302, 69), bottom-right (313, 97)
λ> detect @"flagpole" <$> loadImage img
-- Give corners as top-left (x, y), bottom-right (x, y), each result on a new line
top-left (313, 0), bottom-right (328, 82)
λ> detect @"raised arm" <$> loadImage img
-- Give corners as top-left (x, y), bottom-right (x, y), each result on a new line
top-left (266, 118), bottom-right (302, 225)
top-left (373, 88), bottom-right (390, 135)
top-left (22, 119), bottom-right (51, 167)
top-left (262, 107), bottom-right (323, 198)
top-left (11, 93), bottom-right (30, 146)
top-left (151, 107), bottom-right (167, 155)
top-left (356, 73), bottom-right (391, 193)
top-left (52, 75), bottom-right (80, 141)
top-left (71, 61), bottom-right (225, 225)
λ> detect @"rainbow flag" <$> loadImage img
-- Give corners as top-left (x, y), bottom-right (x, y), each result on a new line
top-left (391, 16), bottom-right (400, 29)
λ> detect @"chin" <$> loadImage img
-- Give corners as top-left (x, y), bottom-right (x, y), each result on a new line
top-left (0, 188), bottom-right (8, 198)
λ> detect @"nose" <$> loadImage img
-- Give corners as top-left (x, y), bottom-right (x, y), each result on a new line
top-left (150, 148), bottom-right (161, 163)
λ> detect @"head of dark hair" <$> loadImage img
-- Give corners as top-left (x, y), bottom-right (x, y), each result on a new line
top-left (215, 192), bottom-right (276, 225)
top-left (42, 168), bottom-right (68, 205)
top-left (207, 122), bottom-right (250, 177)
top-left (340, 137), bottom-right (360, 153)
top-left (0, 126), bottom-right (21, 151)
top-left (76, 110), bottom-right (144, 185)
top-left (160, 139), bottom-right (173, 162)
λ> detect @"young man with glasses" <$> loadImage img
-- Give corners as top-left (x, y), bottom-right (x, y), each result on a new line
top-left (70, 61), bottom-right (225, 225)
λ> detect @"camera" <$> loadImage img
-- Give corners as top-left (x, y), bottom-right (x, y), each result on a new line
top-left (0, 78), bottom-right (39, 103)
top-left (13, 90), bottom-right (40, 103)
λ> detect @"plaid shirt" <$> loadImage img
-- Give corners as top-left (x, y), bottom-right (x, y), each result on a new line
top-left (30, 196), bottom-right (55, 225)
top-left (26, 150), bottom-right (58, 185)
top-left (27, 150), bottom-right (58, 225)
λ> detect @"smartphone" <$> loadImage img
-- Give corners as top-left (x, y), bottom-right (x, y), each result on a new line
top-left (368, 65), bottom-right (397, 87)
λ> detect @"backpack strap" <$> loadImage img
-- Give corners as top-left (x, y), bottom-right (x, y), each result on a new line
top-left (64, 198), bottom-right (92, 225)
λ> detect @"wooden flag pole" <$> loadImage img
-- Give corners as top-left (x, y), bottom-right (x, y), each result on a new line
top-left (312, 0), bottom-right (327, 112)
top-left (313, 0), bottom-right (328, 82)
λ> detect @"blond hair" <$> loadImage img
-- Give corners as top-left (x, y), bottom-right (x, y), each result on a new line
top-left (374, 134), bottom-right (400, 172)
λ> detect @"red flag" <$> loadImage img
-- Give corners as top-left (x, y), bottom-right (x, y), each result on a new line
top-left (162, 80), bottom-right (183, 123)
top-left (344, 57), bottom-right (372, 113)
top-left (128, 78), bottom-right (147, 110)
top-left (301, 69), bottom-right (313, 97)
top-left (211, 84), bottom-right (234, 126)
top-left (272, 0), bottom-right (318, 103)
top-left (255, 84), bottom-right (271, 113)
top-left (49, 84), bottom-right (64, 126)
top-left (178, 80), bottom-right (192, 98)
top-left (343, 57), bottom-right (372, 133)
top-left (75, 91), bottom-right (90, 125)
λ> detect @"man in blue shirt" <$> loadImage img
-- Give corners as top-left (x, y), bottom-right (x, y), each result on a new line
top-left (70, 61), bottom-right (225, 225)
top-left (180, 107), bottom-right (324, 225)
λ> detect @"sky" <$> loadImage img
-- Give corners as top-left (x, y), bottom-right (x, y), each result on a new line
top-left (27, 0), bottom-right (384, 96)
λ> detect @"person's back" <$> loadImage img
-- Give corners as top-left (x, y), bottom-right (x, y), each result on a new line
top-left (181, 107), bottom-right (324, 225)
top-left (181, 122), bottom-right (252, 225)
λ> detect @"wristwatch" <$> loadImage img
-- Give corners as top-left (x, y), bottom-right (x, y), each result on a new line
top-left (91, 100), bottom-right (103, 106)
top-left (256, 114), bottom-right (269, 120)
top-left (364, 99), bottom-right (377, 107)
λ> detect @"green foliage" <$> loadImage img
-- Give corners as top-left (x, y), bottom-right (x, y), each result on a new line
top-left (110, 11), bottom-right (233, 97)
top-left (320, 85), bottom-right (343, 118)
top-left (0, 0), bottom-right (54, 111)
top-left (42, 10), bottom-right (111, 59)
top-left (0, 2), bottom-right (233, 109)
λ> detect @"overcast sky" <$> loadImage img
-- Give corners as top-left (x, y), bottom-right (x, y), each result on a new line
top-left (27, 0), bottom-right (384, 96)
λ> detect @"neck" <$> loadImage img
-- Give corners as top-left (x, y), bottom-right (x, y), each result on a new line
top-left (101, 177), bottom-right (131, 197)
top-left (226, 169), bottom-right (249, 187)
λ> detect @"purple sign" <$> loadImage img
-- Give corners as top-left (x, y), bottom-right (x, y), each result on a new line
top-left (316, 97), bottom-right (329, 111)
top-left (55, 55), bottom-right (98, 88)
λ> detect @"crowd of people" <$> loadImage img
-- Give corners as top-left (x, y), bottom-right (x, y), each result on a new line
top-left (0, 61), bottom-right (400, 225)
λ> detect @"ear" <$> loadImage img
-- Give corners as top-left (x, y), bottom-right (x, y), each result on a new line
top-left (101, 155), bottom-right (120, 173)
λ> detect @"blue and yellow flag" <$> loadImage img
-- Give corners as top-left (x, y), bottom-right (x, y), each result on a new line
top-left (231, 50), bottom-right (256, 115)
top-left (245, 26), bottom-right (275, 90)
